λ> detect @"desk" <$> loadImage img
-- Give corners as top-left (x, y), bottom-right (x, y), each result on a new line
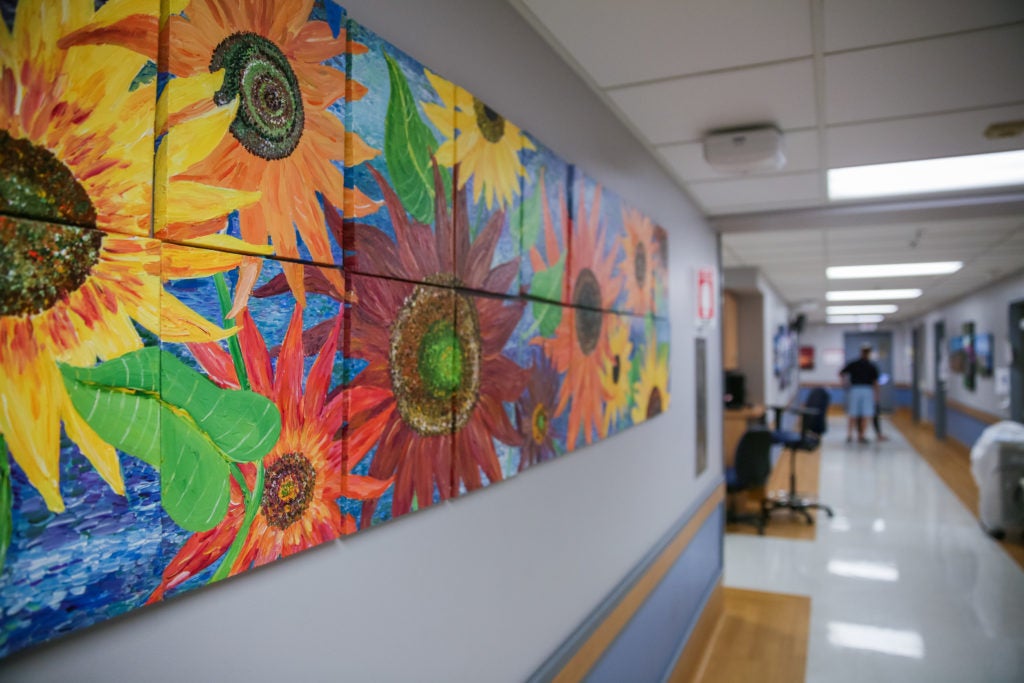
top-left (723, 405), bottom-right (765, 468)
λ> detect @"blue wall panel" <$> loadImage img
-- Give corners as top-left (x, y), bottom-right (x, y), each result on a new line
top-left (947, 407), bottom-right (989, 449)
top-left (585, 505), bottom-right (724, 683)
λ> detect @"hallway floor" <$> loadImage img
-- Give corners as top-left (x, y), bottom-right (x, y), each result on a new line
top-left (723, 416), bottom-right (1024, 683)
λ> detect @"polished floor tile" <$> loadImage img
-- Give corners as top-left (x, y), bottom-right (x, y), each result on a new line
top-left (724, 417), bottom-right (1024, 683)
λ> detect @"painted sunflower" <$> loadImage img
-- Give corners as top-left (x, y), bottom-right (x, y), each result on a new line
top-left (516, 348), bottom-right (562, 470)
top-left (148, 306), bottom-right (391, 600)
top-left (0, 0), bottom-right (246, 512)
top-left (528, 168), bottom-right (570, 300)
top-left (344, 165), bottom-right (527, 521)
top-left (631, 328), bottom-right (670, 424)
top-left (600, 315), bottom-right (634, 435)
top-left (538, 184), bottom-right (621, 449)
top-left (620, 207), bottom-right (658, 315)
top-left (95, 0), bottom-right (381, 303)
top-left (423, 74), bottom-right (535, 210)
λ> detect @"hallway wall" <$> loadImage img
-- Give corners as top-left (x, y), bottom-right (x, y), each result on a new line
top-left (1, 2), bottom-right (722, 681)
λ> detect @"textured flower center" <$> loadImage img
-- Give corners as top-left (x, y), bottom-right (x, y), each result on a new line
top-left (646, 387), bottom-right (664, 418)
top-left (531, 403), bottom-right (548, 445)
top-left (573, 268), bottom-right (603, 355)
top-left (0, 130), bottom-right (97, 226)
top-left (390, 275), bottom-right (482, 436)
top-left (473, 98), bottom-right (506, 144)
top-left (611, 354), bottom-right (622, 385)
top-left (262, 452), bottom-right (317, 529)
top-left (0, 217), bottom-right (103, 317)
top-left (634, 242), bottom-right (647, 288)
top-left (211, 32), bottom-right (305, 160)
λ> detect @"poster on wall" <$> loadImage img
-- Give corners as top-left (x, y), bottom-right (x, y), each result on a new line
top-left (963, 322), bottom-right (976, 391)
top-left (976, 333), bottom-right (994, 377)
top-left (949, 335), bottom-right (965, 373)
top-left (696, 266), bottom-right (716, 329)
top-left (695, 338), bottom-right (708, 476)
top-left (799, 345), bottom-right (815, 370)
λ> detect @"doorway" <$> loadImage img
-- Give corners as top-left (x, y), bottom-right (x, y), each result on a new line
top-left (934, 321), bottom-right (947, 440)
top-left (844, 331), bottom-right (894, 412)
top-left (1010, 299), bottom-right (1024, 423)
top-left (912, 325), bottom-right (923, 422)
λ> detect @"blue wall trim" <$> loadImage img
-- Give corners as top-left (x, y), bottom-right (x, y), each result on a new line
top-left (946, 405), bottom-right (991, 449)
top-left (528, 484), bottom-right (724, 682)
top-left (586, 505), bottom-right (723, 683)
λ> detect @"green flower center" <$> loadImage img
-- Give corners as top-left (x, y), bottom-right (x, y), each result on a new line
top-left (647, 387), bottom-right (664, 418)
top-left (419, 320), bottom-right (464, 397)
top-left (0, 216), bottom-right (103, 317)
top-left (390, 275), bottom-right (482, 436)
top-left (262, 453), bottom-right (317, 530)
top-left (211, 32), bottom-right (305, 160)
top-left (573, 268), bottom-right (603, 355)
top-left (0, 130), bottom-right (96, 227)
top-left (634, 242), bottom-right (647, 288)
top-left (531, 403), bottom-right (548, 445)
top-left (473, 98), bottom-right (506, 144)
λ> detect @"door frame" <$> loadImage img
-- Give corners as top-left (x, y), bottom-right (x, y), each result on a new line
top-left (934, 320), bottom-right (947, 440)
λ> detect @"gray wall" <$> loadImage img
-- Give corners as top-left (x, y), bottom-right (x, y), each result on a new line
top-left (798, 323), bottom-right (913, 386)
top-left (1, 2), bottom-right (721, 681)
top-left (918, 272), bottom-right (1024, 418)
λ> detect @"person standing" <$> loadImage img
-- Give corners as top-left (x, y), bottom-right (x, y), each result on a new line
top-left (839, 343), bottom-right (881, 444)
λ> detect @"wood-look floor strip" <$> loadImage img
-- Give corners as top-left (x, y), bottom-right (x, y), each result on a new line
top-left (889, 410), bottom-right (1024, 572)
top-left (690, 587), bottom-right (810, 683)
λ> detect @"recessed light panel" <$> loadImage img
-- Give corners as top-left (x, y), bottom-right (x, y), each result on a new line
top-left (827, 262), bottom-right (961, 279)
top-left (827, 315), bottom-right (885, 324)
top-left (828, 149), bottom-right (1024, 200)
top-left (827, 304), bottom-right (898, 315)
top-left (826, 289), bottom-right (922, 301)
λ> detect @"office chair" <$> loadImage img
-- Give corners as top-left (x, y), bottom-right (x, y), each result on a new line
top-left (726, 427), bottom-right (774, 535)
top-left (765, 387), bottom-right (834, 524)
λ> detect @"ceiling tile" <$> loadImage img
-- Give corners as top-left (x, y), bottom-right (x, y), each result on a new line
top-left (824, 25), bottom-right (1024, 124)
top-left (823, 0), bottom-right (1024, 52)
top-left (608, 60), bottom-right (816, 145)
top-left (659, 129), bottom-right (819, 182)
top-left (827, 104), bottom-right (1024, 167)
top-left (520, 0), bottom-right (812, 88)
top-left (688, 173), bottom-right (821, 213)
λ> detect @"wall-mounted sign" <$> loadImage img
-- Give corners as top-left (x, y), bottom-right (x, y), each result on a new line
top-left (697, 267), bottom-right (716, 324)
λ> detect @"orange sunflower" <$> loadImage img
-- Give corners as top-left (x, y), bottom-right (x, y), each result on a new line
top-left (148, 306), bottom-right (391, 600)
top-left (0, 0), bottom-right (246, 513)
top-left (620, 207), bottom-right (658, 315)
top-left (538, 184), bottom-right (622, 449)
top-left (89, 0), bottom-right (381, 303)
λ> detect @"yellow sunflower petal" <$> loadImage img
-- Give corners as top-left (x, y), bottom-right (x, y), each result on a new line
top-left (0, 351), bottom-right (65, 512)
top-left (158, 293), bottom-right (237, 344)
top-left (424, 69), bottom-right (457, 109)
top-left (155, 176), bottom-right (261, 232)
top-left (163, 82), bottom-right (235, 176)
top-left (165, 235), bottom-right (273, 275)
top-left (434, 138), bottom-right (457, 167)
top-left (62, 396), bottom-right (126, 496)
top-left (422, 101), bottom-right (453, 138)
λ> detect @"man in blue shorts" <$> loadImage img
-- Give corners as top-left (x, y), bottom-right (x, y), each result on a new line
top-left (840, 343), bottom-right (881, 444)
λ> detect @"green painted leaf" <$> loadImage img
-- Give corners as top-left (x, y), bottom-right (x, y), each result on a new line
top-left (530, 254), bottom-right (566, 337)
top-left (161, 416), bottom-right (231, 532)
top-left (512, 172), bottom-right (544, 248)
top-left (383, 53), bottom-right (449, 224)
top-left (0, 437), bottom-right (11, 573)
top-left (129, 61), bottom-right (157, 92)
top-left (59, 348), bottom-right (283, 532)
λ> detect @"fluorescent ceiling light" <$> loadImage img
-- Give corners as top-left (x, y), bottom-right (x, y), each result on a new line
top-left (827, 622), bottom-right (924, 659)
top-left (827, 315), bottom-right (884, 324)
top-left (826, 289), bottom-right (922, 301)
top-left (827, 262), bottom-right (962, 279)
top-left (828, 149), bottom-right (1024, 200)
top-left (827, 305), bottom-right (898, 315)
top-left (828, 560), bottom-right (899, 582)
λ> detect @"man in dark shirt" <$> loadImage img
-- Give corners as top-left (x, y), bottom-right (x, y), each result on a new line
top-left (839, 343), bottom-right (880, 443)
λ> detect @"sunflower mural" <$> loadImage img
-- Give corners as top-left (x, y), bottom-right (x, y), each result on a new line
top-left (520, 137), bottom-right (572, 305)
top-left (632, 318), bottom-right (672, 425)
top-left (0, 1), bottom-right (672, 660)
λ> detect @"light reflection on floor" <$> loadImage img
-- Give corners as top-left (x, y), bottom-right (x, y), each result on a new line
top-left (724, 416), bottom-right (1024, 682)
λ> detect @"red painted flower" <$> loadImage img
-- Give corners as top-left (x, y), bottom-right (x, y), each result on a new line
top-left (341, 165), bottom-right (527, 521)
top-left (148, 304), bottom-right (390, 601)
